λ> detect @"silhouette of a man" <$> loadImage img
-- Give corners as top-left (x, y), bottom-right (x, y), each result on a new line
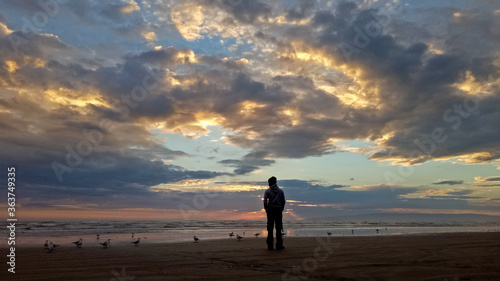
top-left (263, 176), bottom-right (286, 250)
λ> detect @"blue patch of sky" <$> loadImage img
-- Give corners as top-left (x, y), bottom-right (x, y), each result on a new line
top-left (236, 149), bottom-right (500, 189)
top-left (152, 126), bottom-right (250, 172)
top-left (162, 36), bottom-right (254, 60)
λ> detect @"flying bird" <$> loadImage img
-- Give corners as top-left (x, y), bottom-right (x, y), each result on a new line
top-left (72, 238), bottom-right (83, 248)
top-left (327, 232), bottom-right (332, 236)
top-left (236, 235), bottom-right (243, 241)
top-left (254, 233), bottom-right (260, 237)
top-left (131, 238), bottom-right (140, 246)
top-left (229, 232), bottom-right (234, 237)
top-left (193, 236), bottom-right (199, 243)
top-left (100, 239), bottom-right (111, 248)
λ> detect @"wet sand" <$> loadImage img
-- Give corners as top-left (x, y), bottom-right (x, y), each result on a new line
top-left (3, 232), bottom-right (500, 280)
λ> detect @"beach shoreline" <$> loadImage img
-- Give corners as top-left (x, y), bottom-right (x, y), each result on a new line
top-left (3, 232), bottom-right (500, 280)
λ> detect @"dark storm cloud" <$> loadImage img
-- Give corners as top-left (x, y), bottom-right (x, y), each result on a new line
top-left (0, 90), bottom-right (205, 187)
top-left (280, 179), bottom-right (346, 190)
top-left (0, 9), bottom-right (326, 213)
top-left (218, 151), bottom-right (275, 175)
top-left (477, 177), bottom-right (500, 182)
top-left (0, 31), bottom-right (68, 59)
top-left (0, 0), bottom-right (499, 216)
top-left (153, 179), bottom-right (428, 218)
top-left (2, 1), bottom-right (499, 172)
top-left (130, 47), bottom-right (194, 66)
top-left (433, 180), bottom-right (465, 185)
top-left (222, 75), bottom-right (350, 159)
top-left (279, 2), bottom-right (500, 165)
top-left (335, 1), bottom-right (358, 19)
top-left (0, 25), bottom-right (231, 206)
top-left (441, 8), bottom-right (500, 58)
top-left (253, 122), bottom-right (337, 158)
top-left (64, 0), bottom-right (147, 37)
top-left (285, 0), bottom-right (316, 21)
top-left (214, 0), bottom-right (273, 24)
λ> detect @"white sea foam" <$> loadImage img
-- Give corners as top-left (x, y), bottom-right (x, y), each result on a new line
top-left (2, 220), bottom-right (498, 247)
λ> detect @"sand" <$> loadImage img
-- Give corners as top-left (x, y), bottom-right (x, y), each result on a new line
top-left (3, 232), bottom-right (500, 281)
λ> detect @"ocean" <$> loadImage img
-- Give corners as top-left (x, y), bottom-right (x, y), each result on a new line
top-left (2, 220), bottom-right (499, 248)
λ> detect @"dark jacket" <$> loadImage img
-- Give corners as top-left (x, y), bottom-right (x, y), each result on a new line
top-left (263, 184), bottom-right (286, 211)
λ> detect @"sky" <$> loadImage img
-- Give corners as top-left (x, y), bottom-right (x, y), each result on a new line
top-left (0, 0), bottom-right (499, 220)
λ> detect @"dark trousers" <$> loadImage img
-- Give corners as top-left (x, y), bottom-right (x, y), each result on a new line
top-left (266, 207), bottom-right (283, 248)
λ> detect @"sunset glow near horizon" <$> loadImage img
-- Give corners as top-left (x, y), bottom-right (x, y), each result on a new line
top-left (0, 0), bottom-right (499, 220)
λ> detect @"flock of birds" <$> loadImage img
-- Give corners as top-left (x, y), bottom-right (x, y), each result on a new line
top-left (45, 228), bottom-right (381, 251)
top-left (43, 240), bottom-right (60, 253)
top-left (44, 233), bottom-right (142, 253)
top-left (193, 231), bottom-right (265, 243)
top-left (46, 230), bottom-right (264, 252)
top-left (192, 231), bottom-right (286, 243)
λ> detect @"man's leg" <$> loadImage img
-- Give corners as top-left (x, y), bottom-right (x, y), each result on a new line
top-left (275, 210), bottom-right (284, 249)
top-left (266, 210), bottom-right (274, 249)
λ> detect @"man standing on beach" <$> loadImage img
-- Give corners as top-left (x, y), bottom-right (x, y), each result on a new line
top-left (263, 176), bottom-right (286, 250)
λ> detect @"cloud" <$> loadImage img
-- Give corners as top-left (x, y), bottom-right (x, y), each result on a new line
top-left (0, 0), bottom-right (499, 218)
top-left (349, 184), bottom-right (404, 190)
top-left (0, 25), bottom-right (232, 209)
top-left (475, 176), bottom-right (500, 183)
top-left (296, 4), bottom-right (500, 166)
top-left (170, 1), bottom-right (205, 41)
top-left (284, 0), bottom-right (316, 21)
top-left (401, 188), bottom-right (479, 200)
top-left (120, 0), bottom-right (140, 14)
top-left (218, 151), bottom-right (275, 175)
top-left (433, 180), bottom-right (465, 185)
top-left (217, 0), bottom-right (273, 24)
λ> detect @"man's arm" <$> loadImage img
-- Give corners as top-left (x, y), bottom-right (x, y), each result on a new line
top-left (263, 190), bottom-right (269, 210)
top-left (281, 190), bottom-right (286, 211)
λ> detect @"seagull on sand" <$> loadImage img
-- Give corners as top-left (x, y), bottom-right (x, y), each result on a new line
top-left (131, 238), bottom-right (140, 246)
top-left (96, 234), bottom-right (100, 240)
top-left (73, 238), bottom-right (83, 248)
top-left (44, 240), bottom-right (49, 249)
top-left (131, 233), bottom-right (134, 239)
top-left (254, 233), bottom-right (260, 237)
top-left (193, 236), bottom-right (199, 243)
top-left (327, 232), bottom-right (332, 236)
top-left (236, 235), bottom-right (243, 241)
top-left (100, 239), bottom-right (111, 248)
top-left (229, 232), bottom-right (234, 237)
top-left (46, 241), bottom-right (54, 252)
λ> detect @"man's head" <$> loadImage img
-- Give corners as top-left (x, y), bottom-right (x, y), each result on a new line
top-left (268, 176), bottom-right (277, 186)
